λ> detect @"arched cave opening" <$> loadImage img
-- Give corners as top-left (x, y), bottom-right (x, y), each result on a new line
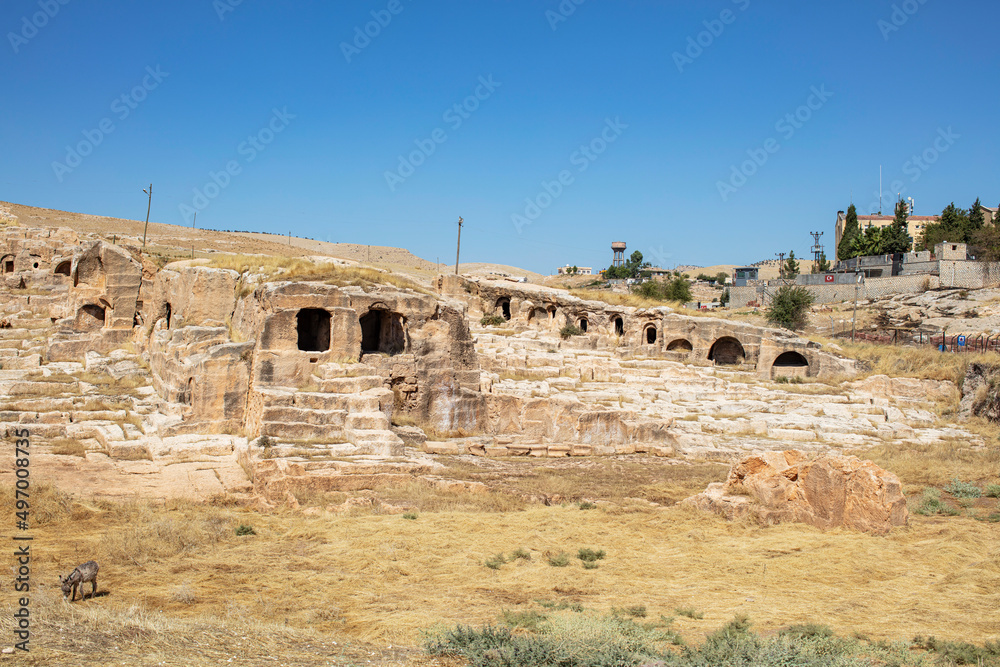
top-left (708, 336), bottom-right (746, 365)
top-left (613, 316), bottom-right (624, 337)
top-left (666, 339), bottom-right (694, 352)
top-left (645, 325), bottom-right (657, 345)
top-left (54, 261), bottom-right (71, 276)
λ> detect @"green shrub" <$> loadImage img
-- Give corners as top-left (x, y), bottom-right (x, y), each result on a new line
top-left (577, 548), bottom-right (606, 563)
top-left (402, 512), bottom-right (418, 520)
top-left (984, 484), bottom-right (1000, 498)
top-left (780, 623), bottom-right (834, 639)
top-left (546, 552), bottom-right (570, 567)
top-left (766, 285), bottom-right (815, 331)
top-left (913, 488), bottom-right (961, 516)
top-left (577, 501), bottom-right (597, 510)
top-left (945, 478), bottom-right (982, 498)
top-left (622, 605), bottom-right (646, 618)
top-left (675, 606), bottom-right (704, 619)
top-left (510, 548), bottom-right (531, 561)
top-left (234, 524), bottom-right (256, 536)
top-left (480, 314), bottom-right (507, 327)
top-left (502, 609), bottom-right (548, 631)
top-left (485, 553), bottom-right (506, 570)
top-left (560, 324), bottom-right (583, 339)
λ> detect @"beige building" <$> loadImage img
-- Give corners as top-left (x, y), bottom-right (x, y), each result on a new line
top-left (556, 265), bottom-right (592, 275)
top-left (835, 211), bottom-right (939, 253)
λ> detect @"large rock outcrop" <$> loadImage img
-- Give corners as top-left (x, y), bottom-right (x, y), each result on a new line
top-left (685, 451), bottom-right (908, 535)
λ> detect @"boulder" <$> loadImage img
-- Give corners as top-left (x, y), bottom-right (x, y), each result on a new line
top-left (685, 450), bottom-right (907, 535)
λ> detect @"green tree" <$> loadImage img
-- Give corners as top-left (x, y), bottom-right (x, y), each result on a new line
top-left (634, 276), bottom-right (691, 303)
top-left (837, 204), bottom-right (861, 260)
top-left (663, 276), bottom-right (692, 302)
top-left (783, 251), bottom-right (800, 278)
top-left (969, 198), bottom-right (986, 233)
top-left (883, 199), bottom-right (914, 254)
top-left (812, 252), bottom-right (831, 273)
top-left (850, 224), bottom-right (884, 257)
top-left (919, 202), bottom-right (971, 251)
top-left (972, 224), bottom-right (1000, 261)
top-left (766, 285), bottom-right (815, 331)
top-left (715, 271), bottom-right (729, 285)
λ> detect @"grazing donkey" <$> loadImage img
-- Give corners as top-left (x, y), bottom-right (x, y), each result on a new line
top-left (60, 560), bottom-right (99, 602)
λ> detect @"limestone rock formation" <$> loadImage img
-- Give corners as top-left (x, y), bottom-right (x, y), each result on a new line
top-left (685, 451), bottom-right (908, 534)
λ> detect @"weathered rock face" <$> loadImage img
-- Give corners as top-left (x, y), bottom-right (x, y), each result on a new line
top-left (685, 451), bottom-right (908, 535)
top-left (959, 363), bottom-right (1000, 422)
top-left (72, 241), bottom-right (143, 329)
top-left (440, 274), bottom-right (857, 380)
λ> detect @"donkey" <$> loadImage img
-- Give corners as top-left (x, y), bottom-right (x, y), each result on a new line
top-left (60, 560), bottom-right (99, 602)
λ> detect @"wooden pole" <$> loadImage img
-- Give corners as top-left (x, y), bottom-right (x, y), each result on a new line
top-left (455, 217), bottom-right (464, 275)
top-left (141, 184), bottom-right (152, 248)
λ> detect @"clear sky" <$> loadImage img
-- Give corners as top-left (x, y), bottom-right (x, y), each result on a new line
top-left (2, 0), bottom-right (997, 274)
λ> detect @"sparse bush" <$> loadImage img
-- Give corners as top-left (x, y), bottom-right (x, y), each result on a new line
top-left (546, 552), bottom-right (570, 567)
top-left (766, 285), bottom-right (814, 330)
top-left (622, 605), bottom-right (646, 618)
top-left (235, 524), bottom-right (256, 536)
top-left (402, 512), bottom-right (418, 520)
top-left (945, 478), bottom-right (982, 498)
top-left (501, 610), bottom-right (548, 631)
top-left (510, 548), bottom-right (531, 561)
top-left (675, 606), bottom-right (704, 619)
top-left (984, 484), bottom-right (1000, 498)
top-left (481, 314), bottom-right (507, 327)
top-left (912, 488), bottom-right (960, 516)
top-left (560, 324), bottom-right (583, 339)
top-left (485, 553), bottom-right (506, 570)
top-left (780, 623), bottom-right (834, 639)
top-left (257, 435), bottom-right (274, 449)
top-left (577, 501), bottom-right (597, 510)
top-left (582, 561), bottom-right (599, 570)
top-left (576, 548), bottom-right (606, 563)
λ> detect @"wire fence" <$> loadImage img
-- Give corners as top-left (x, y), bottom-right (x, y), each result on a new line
top-left (833, 327), bottom-right (1000, 354)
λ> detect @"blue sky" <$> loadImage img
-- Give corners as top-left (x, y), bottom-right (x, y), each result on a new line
top-left (1, 0), bottom-right (997, 274)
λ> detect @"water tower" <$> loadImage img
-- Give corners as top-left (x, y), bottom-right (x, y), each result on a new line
top-left (611, 241), bottom-right (627, 268)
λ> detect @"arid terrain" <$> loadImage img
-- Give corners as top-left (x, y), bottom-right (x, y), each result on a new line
top-left (1, 202), bottom-right (998, 667)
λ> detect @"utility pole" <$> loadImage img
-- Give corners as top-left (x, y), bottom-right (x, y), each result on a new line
top-left (454, 216), bottom-right (464, 275)
top-left (775, 252), bottom-right (786, 280)
top-left (810, 231), bottom-right (824, 266)
top-left (192, 212), bottom-right (197, 229)
top-left (141, 184), bottom-right (152, 248)
top-left (852, 272), bottom-right (861, 342)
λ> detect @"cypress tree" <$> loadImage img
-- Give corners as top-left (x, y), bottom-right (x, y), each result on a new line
top-left (884, 199), bottom-right (913, 254)
top-left (838, 204), bottom-right (860, 260)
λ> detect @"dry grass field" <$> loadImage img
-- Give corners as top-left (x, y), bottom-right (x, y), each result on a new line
top-left (3, 448), bottom-right (998, 666)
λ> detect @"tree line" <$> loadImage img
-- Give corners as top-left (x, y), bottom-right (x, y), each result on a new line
top-left (837, 198), bottom-right (997, 261)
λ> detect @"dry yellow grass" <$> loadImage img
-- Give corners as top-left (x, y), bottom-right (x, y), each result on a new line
top-left (6, 474), bottom-right (998, 667)
top-left (819, 338), bottom-right (993, 385)
top-left (858, 439), bottom-right (1000, 488)
top-left (205, 254), bottom-right (430, 293)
